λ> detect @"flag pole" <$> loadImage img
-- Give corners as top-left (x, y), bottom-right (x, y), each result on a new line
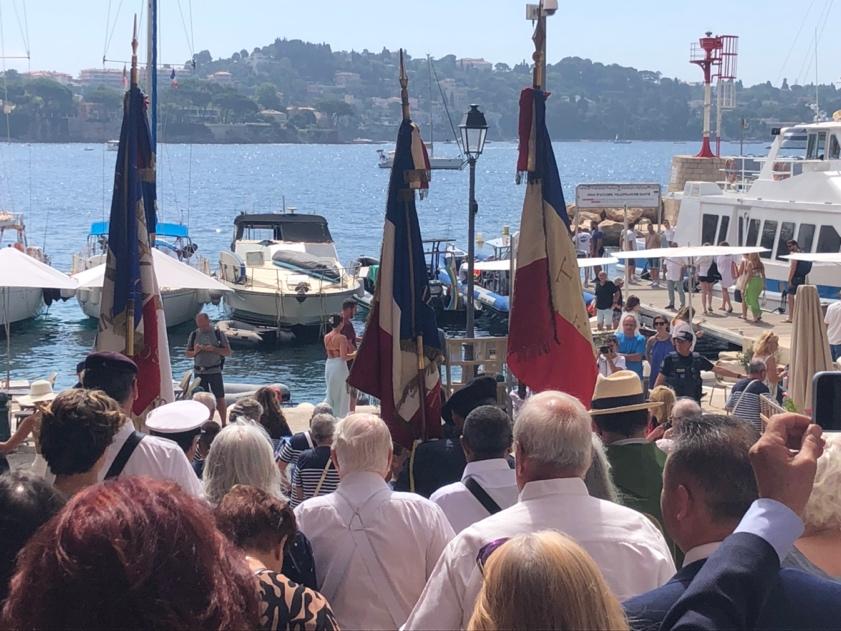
top-left (399, 50), bottom-right (429, 441)
top-left (125, 16), bottom-right (139, 357)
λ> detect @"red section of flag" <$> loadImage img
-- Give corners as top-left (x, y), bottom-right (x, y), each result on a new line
top-left (132, 298), bottom-right (162, 414)
top-left (508, 258), bottom-right (597, 407)
top-left (516, 89), bottom-right (534, 173)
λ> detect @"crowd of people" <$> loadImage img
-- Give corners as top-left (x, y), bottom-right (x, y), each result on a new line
top-left (1, 335), bottom-right (840, 630)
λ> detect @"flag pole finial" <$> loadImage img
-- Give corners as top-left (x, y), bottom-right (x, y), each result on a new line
top-left (532, 5), bottom-right (547, 90)
top-left (130, 14), bottom-right (139, 87)
top-left (399, 49), bottom-right (410, 120)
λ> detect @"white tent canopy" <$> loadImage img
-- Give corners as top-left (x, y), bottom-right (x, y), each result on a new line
top-left (1, 247), bottom-right (78, 388)
top-left (611, 246), bottom-right (769, 260)
top-left (782, 253), bottom-right (841, 264)
top-left (474, 256), bottom-right (618, 272)
top-left (73, 248), bottom-right (231, 292)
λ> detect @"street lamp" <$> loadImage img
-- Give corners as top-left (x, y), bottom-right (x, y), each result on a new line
top-left (459, 104), bottom-right (488, 344)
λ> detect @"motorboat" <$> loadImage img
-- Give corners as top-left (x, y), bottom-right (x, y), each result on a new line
top-left (674, 116), bottom-right (841, 299)
top-left (218, 212), bottom-right (361, 332)
top-left (0, 212), bottom-right (50, 327)
top-left (377, 148), bottom-right (463, 170)
top-left (71, 221), bottom-right (212, 326)
top-left (105, 139), bottom-right (119, 151)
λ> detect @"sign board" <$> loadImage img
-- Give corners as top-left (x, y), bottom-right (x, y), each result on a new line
top-left (575, 183), bottom-right (662, 209)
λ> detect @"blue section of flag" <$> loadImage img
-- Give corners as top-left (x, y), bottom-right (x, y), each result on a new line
top-left (107, 84), bottom-right (156, 324)
top-left (386, 119), bottom-right (441, 353)
top-left (532, 90), bottom-right (569, 228)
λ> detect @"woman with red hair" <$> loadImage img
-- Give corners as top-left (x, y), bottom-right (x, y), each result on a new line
top-left (1, 477), bottom-right (259, 630)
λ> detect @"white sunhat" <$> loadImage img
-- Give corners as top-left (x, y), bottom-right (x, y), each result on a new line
top-left (17, 380), bottom-right (57, 407)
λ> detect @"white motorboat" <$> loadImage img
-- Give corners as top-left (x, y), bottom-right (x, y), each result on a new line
top-left (0, 212), bottom-right (49, 327)
top-left (377, 148), bottom-right (464, 170)
top-left (71, 221), bottom-right (212, 326)
top-left (218, 212), bottom-right (361, 331)
top-left (674, 115), bottom-right (841, 299)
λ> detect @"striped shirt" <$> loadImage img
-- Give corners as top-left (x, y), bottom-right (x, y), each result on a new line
top-left (726, 378), bottom-right (770, 431)
top-left (291, 446), bottom-right (340, 508)
top-left (276, 431), bottom-right (315, 464)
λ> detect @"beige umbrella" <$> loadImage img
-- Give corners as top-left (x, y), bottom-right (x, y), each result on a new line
top-left (788, 285), bottom-right (833, 413)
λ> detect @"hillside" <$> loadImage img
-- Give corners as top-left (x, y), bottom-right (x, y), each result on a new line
top-left (2, 38), bottom-right (840, 143)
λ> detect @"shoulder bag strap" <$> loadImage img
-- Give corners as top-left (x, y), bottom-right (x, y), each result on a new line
top-left (313, 459), bottom-right (333, 497)
top-left (322, 487), bottom-right (405, 627)
top-left (304, 431), bottom-right (314, 449)
top-left (105, 431), bottom-right (145, 480)
top-left (732, 380), bottom-right (760, 417)
top-left (463, 475), bottom-right (502, 515)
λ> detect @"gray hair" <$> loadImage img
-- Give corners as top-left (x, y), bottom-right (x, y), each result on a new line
top-left (666, 416), bottom-right (757, 522)
top-left (228, 397), bottom-right (263, 424)
top-left (670, 398), bottom-right (702, 428)
top-left (202, 422), bottom-right (283, 505)
top-left (310, 413), bottom-right (337, 445)
top-left (191, 391), bottom-right (216, 419)
top-left (514, 391), bottom-right (593, 476)
top-left (583, 434), bottom-right (619, 503)
top-left (747, 359), bottom-right (767, 375)
top-left (803, 434), bottom-right (841, 531)
top-left (333, 413), bottom-right (392, 476)
top-left (311, 402), bottom-right (333, 419)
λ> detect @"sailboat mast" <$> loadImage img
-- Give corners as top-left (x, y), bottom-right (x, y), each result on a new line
top-left (147, 0), bottom-right (158, 150)
top-left (427, 55), bottom-right (434, 158)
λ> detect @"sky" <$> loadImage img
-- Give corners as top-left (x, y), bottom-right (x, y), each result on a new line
top-left (1, 0), bottom-right (839, 87)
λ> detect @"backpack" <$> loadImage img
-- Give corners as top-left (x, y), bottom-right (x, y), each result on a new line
top-left (188, 327), bottom-right (226, 370)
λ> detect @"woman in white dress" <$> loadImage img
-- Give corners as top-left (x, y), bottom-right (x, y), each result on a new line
top-left (323, 314), bottom-right (353, 418)
top-left (716, 241), bottom-right (737, 313)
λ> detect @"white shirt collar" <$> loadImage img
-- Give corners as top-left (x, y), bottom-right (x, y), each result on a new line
top-left (518, 477), bottom-right (588, 502)
top-left (461, 458), bottom-right (511, 480)
top-left (682, 541), bottom-right (723, 567)
top-left (337, 470), bottom-right (389, 495)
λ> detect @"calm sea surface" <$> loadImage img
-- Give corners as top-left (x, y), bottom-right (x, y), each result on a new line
top-left (0, 139), bottom-right (761, 402)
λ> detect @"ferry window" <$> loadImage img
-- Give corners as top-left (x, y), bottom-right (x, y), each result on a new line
top-left (817, 225), bottom-right (841, 253)
top-left (797, 223), bottom-right (816, 252)
top-left (717, 216), bottom-right (730, 244)
top-left (702, 214), bottom-right (718, 244)
top-left (746, 219), bottom-right (760, 246)
top-left (830, 135), bottom-right (841, 160)
top-left (777, 222), bottom-right (796, 260)
top-left (759, 220), bottom-right (778, 258)
top-left (807, 132), bottom-right (827, 160)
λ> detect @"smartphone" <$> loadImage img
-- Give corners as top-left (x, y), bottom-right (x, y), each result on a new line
top-left (599, 346), bottom-right (610, 355)
top-left (812, 371), bottom-right (841, 431)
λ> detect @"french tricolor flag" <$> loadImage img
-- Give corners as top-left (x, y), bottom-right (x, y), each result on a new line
top-left (348, 119), bottom-right (442, 448)
top-left (97, 76), bottom-right (173, 415)
top-left (507, 88), bottom-right (597, 406)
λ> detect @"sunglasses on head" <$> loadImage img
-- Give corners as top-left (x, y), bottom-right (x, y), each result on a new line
top-left (476, 537), bottom-right (510, 574)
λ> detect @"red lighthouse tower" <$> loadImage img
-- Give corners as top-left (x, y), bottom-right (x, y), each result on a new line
top-left (690, 32), bottom-right (738, 158)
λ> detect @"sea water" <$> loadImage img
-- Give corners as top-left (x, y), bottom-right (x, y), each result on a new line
top-left (0, 139), bottom-right (761, 402)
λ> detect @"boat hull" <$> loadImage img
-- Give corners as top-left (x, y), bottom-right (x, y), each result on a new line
top-left (221, 285), bottom-right (361, 328)
top-left (0, 288), bottom-right (44, 327)
top-left (76, 287), bottom-right (206, 327)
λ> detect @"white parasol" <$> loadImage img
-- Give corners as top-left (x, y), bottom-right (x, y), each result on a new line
top-left (72, 248), bottom-right (231, 292)
top-left (474, 256), bottom-right (618, 272)
top-left (0, 247), bottom-right (78, 388)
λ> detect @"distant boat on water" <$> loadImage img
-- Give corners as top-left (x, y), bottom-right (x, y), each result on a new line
top-left (613, 134), bottom-right (632, 144)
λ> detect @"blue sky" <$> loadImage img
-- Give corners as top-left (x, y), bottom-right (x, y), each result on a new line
top-left (2, 0), bottom-right (838, 87)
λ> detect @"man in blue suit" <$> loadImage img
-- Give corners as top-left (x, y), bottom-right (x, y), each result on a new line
top-left (625, 414), bottom-right (841, 630)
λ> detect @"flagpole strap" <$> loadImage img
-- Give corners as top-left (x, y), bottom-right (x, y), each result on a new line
top-left (408, 439), bottom-right (421, 493)
top-left (125, 298), bottom-right (135, 356)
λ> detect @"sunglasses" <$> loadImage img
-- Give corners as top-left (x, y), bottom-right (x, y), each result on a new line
top-left (654, 321), bottom-right (667, 326)
top-left (476, 537), bottom-right (510, 574)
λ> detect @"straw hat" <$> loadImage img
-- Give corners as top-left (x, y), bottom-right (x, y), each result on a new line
top-left (18, 380), bottom-right (57, 407)
top-left (590, 370), bottom-right (663, 416)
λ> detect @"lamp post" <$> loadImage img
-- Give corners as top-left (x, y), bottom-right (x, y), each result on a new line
top-left (459, 104), bottom-right (488, 344)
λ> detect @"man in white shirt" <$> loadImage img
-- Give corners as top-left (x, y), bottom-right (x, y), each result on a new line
top-left (574, 225), bottom-right (592, 285)
top-left (430, 405), bottom-right (518, 533)
top-left (624, 223), bottom-right (638, 283)
top-left (82, 352), bottom-right (203, 497)
top-left (294, 413), bottom-right (454, 630)
top-left (403, 391), bottom-right (675, 630)
top-left (663, 253), bottom-right (686, 310)
top-left (825, 294), bottom-right (841, 362)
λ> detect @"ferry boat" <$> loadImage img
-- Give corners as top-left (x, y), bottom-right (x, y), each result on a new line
top-left (217, 212), bottom-right (361, 333)
top-left (674, 116), bottom-right (841, 299)
top-left (0, 212), bottom-right (50, 327)
top-left (71, 221), bottom-right (212, 326)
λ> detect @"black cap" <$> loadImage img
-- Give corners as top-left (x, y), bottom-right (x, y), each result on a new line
top-left (75, 361), bottom-right (86, 374)
top-left (83, 351), bottom-right (138, 375)
top-left (442, 375), bottom-right (498, 424)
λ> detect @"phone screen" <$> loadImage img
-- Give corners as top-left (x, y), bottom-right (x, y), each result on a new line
top-left (812, 371), bottom-right (841, 431)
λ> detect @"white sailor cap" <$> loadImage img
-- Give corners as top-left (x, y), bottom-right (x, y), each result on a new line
top-left (145, 400), bottom-right (209, 434)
